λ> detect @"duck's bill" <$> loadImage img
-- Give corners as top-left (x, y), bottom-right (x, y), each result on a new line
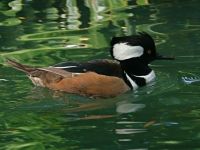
top-left (156, 54), bottom-right (175, 60)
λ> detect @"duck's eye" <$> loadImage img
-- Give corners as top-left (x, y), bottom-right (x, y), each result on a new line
top-left (147, 50), bottom-right (151, 54)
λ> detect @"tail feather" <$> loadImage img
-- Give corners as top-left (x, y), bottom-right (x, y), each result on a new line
top-left (6, 58), bottom-right (36, 74)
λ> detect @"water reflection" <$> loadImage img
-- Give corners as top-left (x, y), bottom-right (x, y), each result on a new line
top-left (0, 0), bottom-right (167, 64)
top-left (1, 0), bottom-right (200, 149)
top-left (66, 0), bottom-right (81, 29)
top-left (116, 102), bottom-right (145, 114)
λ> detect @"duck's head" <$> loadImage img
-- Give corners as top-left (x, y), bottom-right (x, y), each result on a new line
top-left (110, 32), bottom-right (174, 64)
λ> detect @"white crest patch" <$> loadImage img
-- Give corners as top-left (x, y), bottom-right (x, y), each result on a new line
top-left (113, 43), bottom-right (144, 60)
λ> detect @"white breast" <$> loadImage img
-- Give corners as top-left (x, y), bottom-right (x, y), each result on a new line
top-left (135, 70), bottom-right (156, 84)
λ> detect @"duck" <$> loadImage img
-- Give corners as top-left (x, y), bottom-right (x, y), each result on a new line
top-left (7, 32), bottom-right (174, 98)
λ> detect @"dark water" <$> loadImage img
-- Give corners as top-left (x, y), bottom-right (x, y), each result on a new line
top-left (1, 0), bottom-right (200, 149)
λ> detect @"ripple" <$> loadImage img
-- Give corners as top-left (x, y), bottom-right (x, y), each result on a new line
top-left (182, 76), bottom-right (200, 84)
top-left (116, 103), bottom-right (145, 114)
top-left (179, 71), bottom-right (200, 85)
top-left (115, 128), bottom-right (147, 135)
top-left (0, 79), bottom-right (8, 82)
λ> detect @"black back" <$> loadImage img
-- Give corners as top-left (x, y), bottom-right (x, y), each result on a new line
top-left (53, 59), bottom-right (123, 78)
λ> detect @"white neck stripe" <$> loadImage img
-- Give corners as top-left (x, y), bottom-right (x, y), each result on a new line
top-left (124, 70), bottom-right (156, 89)
top-left (125, 72), bottom-right (138, 90)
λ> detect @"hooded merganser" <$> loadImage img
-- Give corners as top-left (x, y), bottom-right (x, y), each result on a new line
top-left (7, 32), bottom-right (174, 98)
top-left (110, 32), bottom-right (174, 90)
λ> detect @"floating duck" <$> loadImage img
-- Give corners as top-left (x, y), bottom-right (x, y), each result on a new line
top-left (7, 32), bottom-right (174, 98)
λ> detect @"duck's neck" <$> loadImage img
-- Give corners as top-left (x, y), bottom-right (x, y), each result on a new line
top-left (120, 59), bottom-right (155, 89)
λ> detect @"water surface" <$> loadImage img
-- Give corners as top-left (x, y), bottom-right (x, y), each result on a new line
top-left (1, 0), bottom-right (200, 149)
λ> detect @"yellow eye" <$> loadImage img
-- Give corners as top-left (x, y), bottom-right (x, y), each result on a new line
top-left (147, 50), bottom-right (151, 54)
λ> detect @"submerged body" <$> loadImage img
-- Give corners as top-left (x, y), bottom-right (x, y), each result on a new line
top-left (7, 59), bottom-right (130, 98)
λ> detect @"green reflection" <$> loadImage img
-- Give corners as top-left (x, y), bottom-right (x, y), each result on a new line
top-left (1, 0), bottom-right (200, 149)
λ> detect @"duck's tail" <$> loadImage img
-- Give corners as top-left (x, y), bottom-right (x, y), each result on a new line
top-left (6, 58), bottom-right (36, 74)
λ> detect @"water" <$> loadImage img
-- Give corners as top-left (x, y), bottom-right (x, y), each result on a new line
top-left (1, 0), bottom-right (200, 149)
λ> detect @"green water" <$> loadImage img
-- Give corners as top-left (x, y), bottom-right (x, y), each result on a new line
top-left (1, 0), bottom-right (200, 149)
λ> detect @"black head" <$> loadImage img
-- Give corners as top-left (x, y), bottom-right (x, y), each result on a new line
top-left (110, 32), bottom-right (174, 64)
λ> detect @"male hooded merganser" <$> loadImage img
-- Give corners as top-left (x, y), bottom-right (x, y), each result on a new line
top-left (110, 32), bottom-right (174, 89)
top-left (7, 32), bottom-right (174, 98)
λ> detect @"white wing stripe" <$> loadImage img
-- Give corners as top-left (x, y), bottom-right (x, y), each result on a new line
top-left (53, 66), bottom-right (77, 69)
